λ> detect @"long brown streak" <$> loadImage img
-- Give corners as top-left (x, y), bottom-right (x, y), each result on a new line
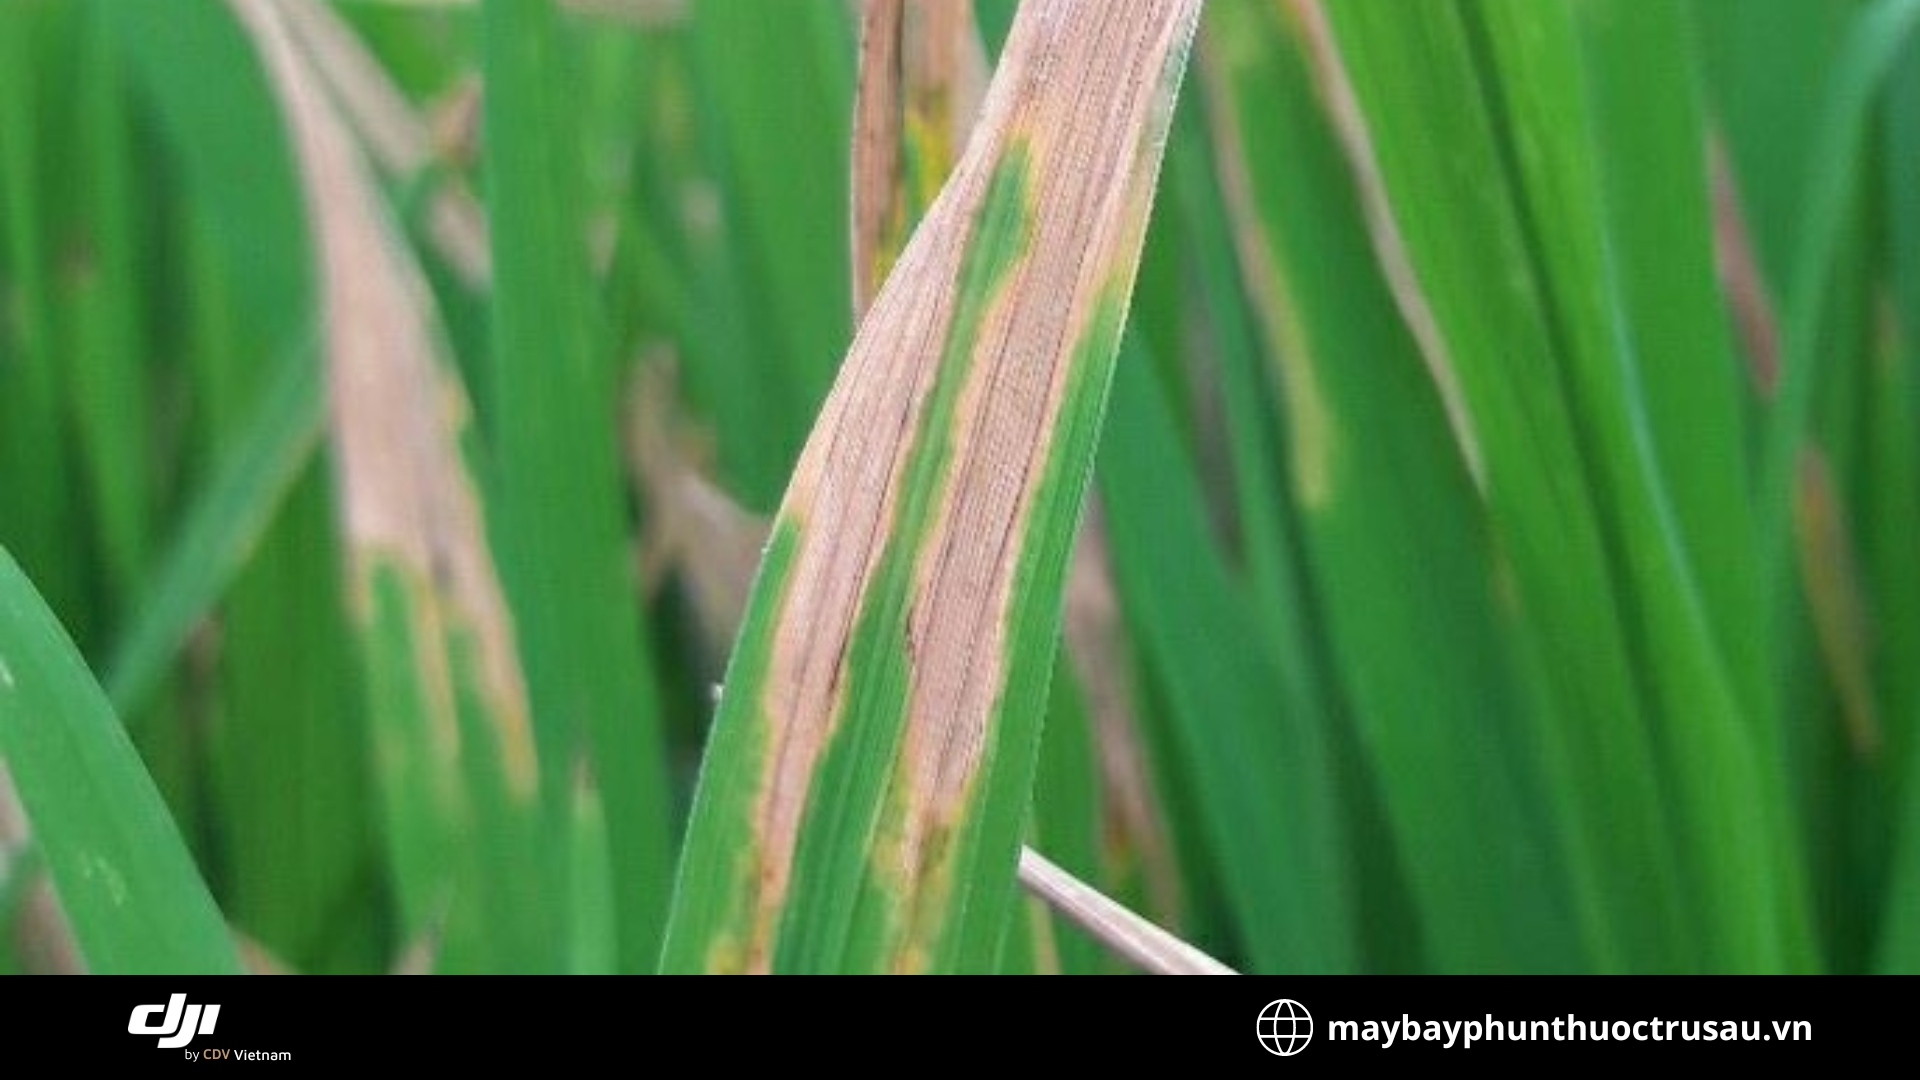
top-left (743, 35), bottom-right (1013, 964)
top-left (1283, 0), bottom-right (1484, 490)
top-left (1792, 448), bottom-right (1881, 757)
top-left (851, 0), bottom-right (907, 322)
top-left (1708, 134), bottom-right (1782, 396)
top-left (895, 0), bottom-right (1199, 885)
top-left (1065, 512), bottom-right (1183, 923)
top-left (1194, 35), bottom-right (1336, 509)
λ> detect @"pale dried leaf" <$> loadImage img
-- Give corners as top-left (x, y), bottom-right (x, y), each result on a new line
top-left (231, 0), bottom-right (535, 795)
top-left (279, 0), bottom-right (491, 287)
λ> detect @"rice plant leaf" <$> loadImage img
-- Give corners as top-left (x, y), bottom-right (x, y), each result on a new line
top-left (64, 7), bottom-right (154, 610)
top-left (851, 0), bottom-right (1170, 974)
top-left (276, 0), bottom-right (490, 289)
top-left (1570, 0), bottom-right (1766, 717)
top-left (1099, 341), bottom-right (1357, 974)
top-left (103, 338), bottom-right (322, 718)
top-left (1758, 0), bottom-right (1920, 595)
top-left (1569, 0), bottom-right (1815, 970)
top-left (1876, 35), bottom-right (1920, 974)
top-left (1711, 0), bottom-right (1920, 970)
top-left (689, 0), bottom-right (854, 403)
top-left (1320, 0), bottom-right (1812, 971)
top-left (0, 547), bottom-right (240, 974)
top-left (1199, 2), bottom-right (1584, 972)
top-left (1693, 0), bottom-right (1850, 298)
top-left (1014, 656), bottom-right (1108, 975)
top-left (616, 28), bottom-right (794, 509)
top-left (107, 0), bottom-right (375, 973)
top-left (1057, 526), bottom-right (1182, 947)
top-left (661, 0), bottom-right (1205, 975)
top-left (483, 0), bottom-right (675, 973)
top-left (102, 0), bottom-right (310, 353)
top-left (1869, 34), bottom-right (1920, 778)
top-left (0, 3), bottom-right (85, 642)
top-left (1307, 0), bottom-right (1690, 972)
top-left (232, 0), bottom-right (558, 972)
top-left (1791, 449), bottom-right (1881, 756)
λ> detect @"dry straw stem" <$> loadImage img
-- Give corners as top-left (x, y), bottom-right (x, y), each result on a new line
top-left (662, 0), bottom-right (1204, 974)
top-left (1016, 847), bottom-right (1233, 975)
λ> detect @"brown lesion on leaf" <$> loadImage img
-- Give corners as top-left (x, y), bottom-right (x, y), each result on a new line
top-left (720, 12), bottom-right (1038, 968)
top-left (1193, 26), bottom-right (1339, 511)
top-left (885, 0), bottom-right (1199, 928)
top-left (886, 814), bottom-right (959, 974)
top-left (1063, 514), bottom-right (1183, 925)
top-left (1793, 447), bottom-right (1881, 757)
top-left (851, 0), bottom-right (990, 321)
top-left (1708, 134), bottom-right (1782, 397)
top-left (232, 0), bottom-right (536, 800)
top-left (852, 0), bottom-right (908, 322)
top-left (1273, 0), bottom-right (1482, 492)
top-left (0, 762), bottom-right (84, 974)
top-left (712, 513), bottom-right (810, 975)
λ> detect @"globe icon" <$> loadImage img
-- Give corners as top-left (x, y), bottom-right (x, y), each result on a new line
top-left (1257, 999), bottom-right (1312, 1056)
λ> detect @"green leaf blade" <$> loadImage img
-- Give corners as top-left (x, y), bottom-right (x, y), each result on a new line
top-left (0, 548), bottom-right (240, 975)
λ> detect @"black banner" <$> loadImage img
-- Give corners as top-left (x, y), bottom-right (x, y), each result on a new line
top-left (11, 976), bottom-right (1884, 1067)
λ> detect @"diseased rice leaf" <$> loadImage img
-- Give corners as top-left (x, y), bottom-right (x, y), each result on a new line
top-left (661, 0), bottom-right (1205, 975)
top-left (233, 0), bottom-right (554, 973)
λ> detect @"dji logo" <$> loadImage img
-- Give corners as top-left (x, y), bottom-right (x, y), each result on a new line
top-left (128, 994), bottom-right (221, 1048)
